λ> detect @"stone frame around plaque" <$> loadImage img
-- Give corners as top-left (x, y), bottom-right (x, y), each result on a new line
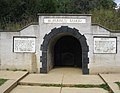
top-left (13, 36), bottom-right (36, 53)
top-left (93, 36), bottom-right (117, 54)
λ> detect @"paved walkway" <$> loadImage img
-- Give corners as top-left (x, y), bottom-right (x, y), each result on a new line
top-left (10, 86), bottom-right (108, 93)
top-left (0, 68), bottom-right (120, 93)
top-left (20, 68), bottom-right (104, 85)
top-left (0, 71), bottom-right (28, 93)
top-left (0, 71), bottom-right (28, 80)
top-left (11, 68), bottom-right (107, 93)
top-left (100, 74), bottom-right (120, 93)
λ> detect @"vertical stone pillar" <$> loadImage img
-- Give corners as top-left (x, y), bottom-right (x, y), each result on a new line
top-left (31, 53), bottom-right (38, 73)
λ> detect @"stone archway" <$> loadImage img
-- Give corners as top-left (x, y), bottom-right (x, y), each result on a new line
top-left (40, 26), bottom-right (89, 74)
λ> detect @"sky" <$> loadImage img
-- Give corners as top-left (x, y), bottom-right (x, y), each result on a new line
top-left (115, 0), bottom-right (120, 5)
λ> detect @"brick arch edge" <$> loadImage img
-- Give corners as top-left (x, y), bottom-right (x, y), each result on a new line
top-left (40, 26), bottom-right (89, 74)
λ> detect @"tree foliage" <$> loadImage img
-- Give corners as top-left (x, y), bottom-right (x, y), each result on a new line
top-left (0, 0), bottom-right (119, 30)
top-left (39, 0), bottom-right (56, 13)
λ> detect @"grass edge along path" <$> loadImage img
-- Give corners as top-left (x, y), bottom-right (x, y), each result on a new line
top-left (115, 82), bottom-right (120, 89)
top-left (0, 78), bottom-right (7, 86)
top-left (19, 83), bottom-right (112, 93)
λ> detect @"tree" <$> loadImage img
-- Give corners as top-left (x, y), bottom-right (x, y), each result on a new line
top-left (96, 0), bottom-right (116, 9)
top-left (0, 0), bottom-right (119, 30)
top-left (39, 0), bottom-right (56, 13)
top-left (56, 0), bottom-right (73, 13)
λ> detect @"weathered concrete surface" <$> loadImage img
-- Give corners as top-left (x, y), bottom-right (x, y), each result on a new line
top-left (100, 74), bottom-right (120, 93)
top-left (20, 74), bottom-right (63, 85)
top-left (10, 86), bottom-right (61, 93)
top-left (1, 69), bottom-right (119, 93)
top-left (0, 80), bottom-right (17, 93)
top-left (0, 15), bottom-right (120, 74)
top-left (10, 86), bottom-right (109, 93)
top-left (49, 67), bottom-right (82, 75)
top-left (100, 74), bottom-right (120, 83)
top-left (0, 71), bottom-right (28, 80)
top-left (107, 82), bottom-right (120, 93)
top-left (0, 71), bottom-right (28, 93)
top-left (63, 74), bottom-right (104, 85)
top-left (20, 68), bottom-right (104, 85)
top-left (0, 25), bottom-right (40, 72)
top-left (61, 87), bottom-right (108, 93)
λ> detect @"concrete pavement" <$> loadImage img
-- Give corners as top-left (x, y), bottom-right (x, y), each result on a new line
top-left (10, 86), bottom-right (108, 93)
top-left (12, 68), bottom-right (108, 93)
top-left (20, 74), bottom-right (63, 85)
top-left (1, 68), bottom-right (120, 93)
top-left (0, 71), bottom-right (28, 80)
top-left (62, 87), bottom-right (108, 93)
top-left (20, 73), bottom-right (104, 85)
top-left (100, 74), bottom-right (120, 83)
top-left (63, 74), bottom-right (104, 85)
top-left (0, 71), bottom-right (28, 93)
top-left (100, 74), bottom-right (120, 93)
top-left (9, 86), bottom-right (61, 93)
top-left (20, 68), bottom-right (104, 85)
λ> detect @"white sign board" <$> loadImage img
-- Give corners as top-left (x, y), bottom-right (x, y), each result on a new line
top-left (44, 18), bottom-right (86, 23)
top-left (94, 37), bottom-right (116, 53)
top-left (14, 37), bottom-right (35, 53)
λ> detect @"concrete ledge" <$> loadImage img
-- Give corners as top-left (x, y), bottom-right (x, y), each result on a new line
top-left (16, 72), bottom-right (29, 81)
top-left (0, 71), bottom-right (29, 80)
top-left (107, 82), bottom-right (120, 93)
top-left (0, 80), bottom-right (17, 93)
top-left (61, 87), bottom-right (108, 93)
top-left (99, 74), bottom-right (120, 93)
top-left (0, 71), bottom-right (29, 93)
top-left (10, 86), bottom-right (61, 93)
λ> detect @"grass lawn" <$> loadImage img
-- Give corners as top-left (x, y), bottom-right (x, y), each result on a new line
top-left (115, 82), bottom-right (120, 88)
top-left (0, 79), bottom-right (7, 86)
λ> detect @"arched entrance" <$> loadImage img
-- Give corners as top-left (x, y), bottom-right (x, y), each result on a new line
top-left (40, 26), bottom-right (89, 74)
top-left (54, 36), bottom-right (82, 68)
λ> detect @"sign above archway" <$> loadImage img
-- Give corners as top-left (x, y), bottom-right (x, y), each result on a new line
top-left (44, 18), bottom-right (86, 24)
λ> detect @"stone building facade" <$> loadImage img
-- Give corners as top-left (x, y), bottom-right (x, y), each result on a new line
top-left (0, 14), bottom-right (120, 74)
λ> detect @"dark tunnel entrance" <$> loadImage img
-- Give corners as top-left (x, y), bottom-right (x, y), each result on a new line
top-left (40, 26), bottom-right (89, 74)
top-left (54, 36), bottom-right (82, 68)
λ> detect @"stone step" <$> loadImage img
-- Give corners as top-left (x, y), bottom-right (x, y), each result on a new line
top-left (9, 85), bottom-right (109, 93)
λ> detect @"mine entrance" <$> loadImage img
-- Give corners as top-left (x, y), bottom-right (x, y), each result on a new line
top-left (54, 36), bottom-right (82, 68)
top-left (40, 26), bottom-right (89, 74)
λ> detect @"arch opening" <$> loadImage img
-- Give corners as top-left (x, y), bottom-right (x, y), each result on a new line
top-left (40, 26), bottom-right (89, 74)
top-left (54, 36), bottom-right (82, 68)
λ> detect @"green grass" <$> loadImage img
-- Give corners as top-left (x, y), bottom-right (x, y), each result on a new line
top-left (64, 84), bottom-right (110, 91)
top-left (24, 83), bottom-right (111, 92)
top-left (40, 84), bottom-right (62, 87)
top-left (99, 84), bottom-right (110, 91)
top-left (71, 84), bottom-right (108, 90)
top-left (0, 79), bottom-right (7, 86)
top-left (115, 82), bottom-right (120, 89)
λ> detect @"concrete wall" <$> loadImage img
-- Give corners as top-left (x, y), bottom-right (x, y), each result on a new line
top-left (0, 25), bottom-right (40, 72)
top-left (90, 25), bottom-right (120, 74)
top-left (39, 15), bottom-right (92, 73)
top-left (0, 14), bottom-right (120, 74)
top-left (39, 15), bottom-right (120, 74)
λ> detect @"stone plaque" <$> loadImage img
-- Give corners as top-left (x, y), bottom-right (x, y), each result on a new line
top-left (94, 37), bottom-right (117, 53)
top-left (44, 18), bottom-right (86, 23)
top-left (13, 37), bottom-right (35, 53)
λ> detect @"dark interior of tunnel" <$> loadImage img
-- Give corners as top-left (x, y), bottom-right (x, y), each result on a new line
top-left (54, 36), bottom-right (82, 68)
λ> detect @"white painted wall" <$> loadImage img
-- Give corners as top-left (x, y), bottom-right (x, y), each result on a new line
top-left (0, 15), bottom-right (120, 74)
top-left (90, 25), bottom-right (120, 74)
top-left (0, 25), bottom-right (40, 72)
